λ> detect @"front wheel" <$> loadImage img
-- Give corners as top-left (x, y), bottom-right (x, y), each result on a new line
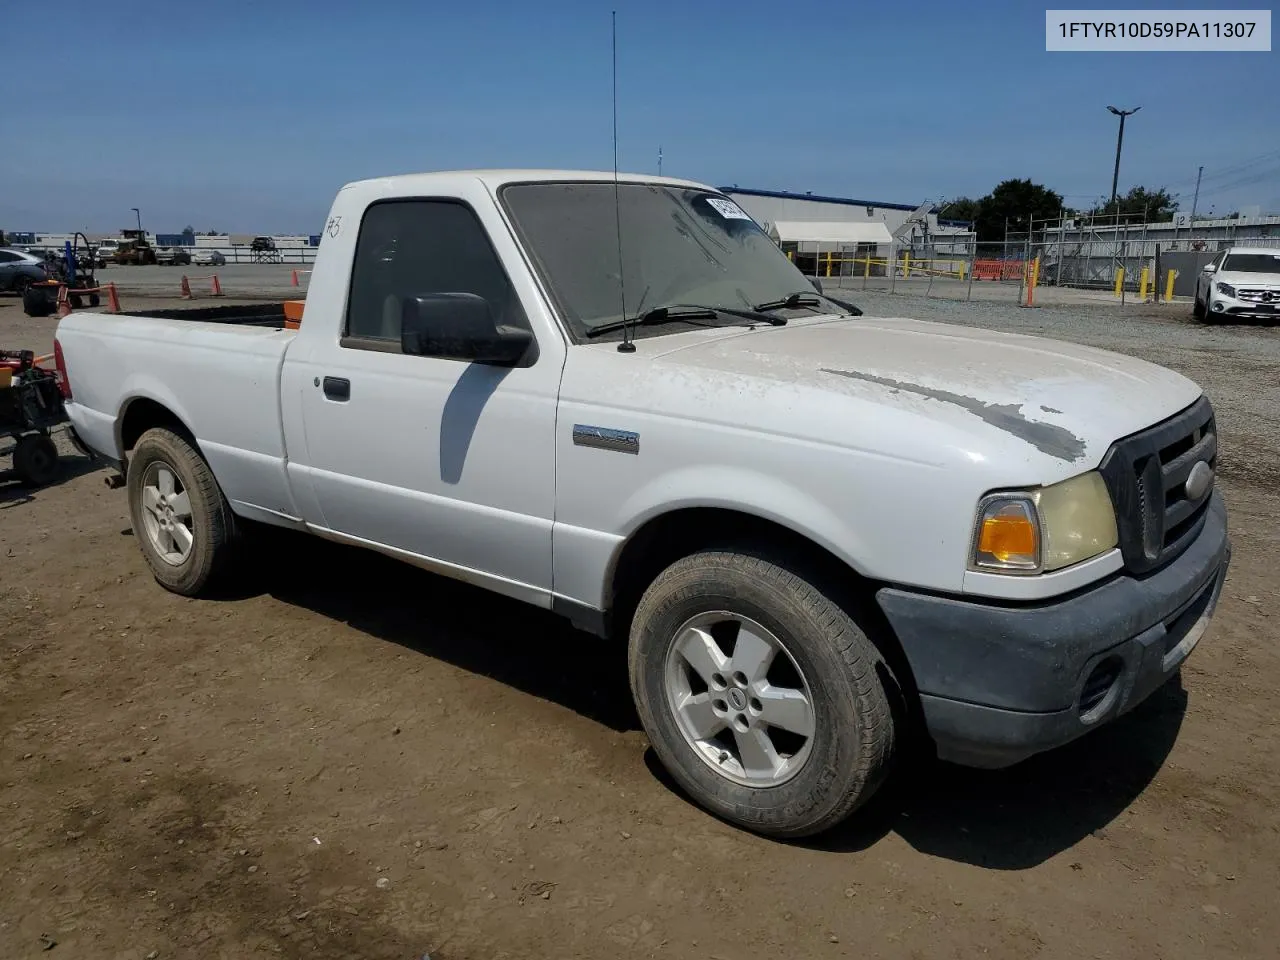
top-left (126, 427), bottom-right (237, 595)
top-left (628, 549), bottom-right (897, 838)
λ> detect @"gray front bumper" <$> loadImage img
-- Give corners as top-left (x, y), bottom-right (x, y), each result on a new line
top-left (876, 491), bottom-right (1230, 768)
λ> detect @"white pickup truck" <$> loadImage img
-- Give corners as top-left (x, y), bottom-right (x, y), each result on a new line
top-left (54, 170), bottom-right (1230, 838)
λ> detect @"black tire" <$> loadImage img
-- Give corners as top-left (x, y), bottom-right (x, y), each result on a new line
top-left (126, 427), bottom-right (236, 596)
top-left (12, 433), bottom-right (59, 486)
top-left (22, 286), bottom-right (55, 317)
top-left (628, 549), bottom-right (897, 838)
top-left (1193, 295), bottom-right (1205, 321)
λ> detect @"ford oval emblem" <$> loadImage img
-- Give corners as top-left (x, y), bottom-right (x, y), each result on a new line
top-left (1185, 460), bottom-right (1213, 500)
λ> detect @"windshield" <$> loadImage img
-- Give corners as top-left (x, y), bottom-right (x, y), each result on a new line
top-left (501, 181), bottom-right (835, 339)
top-left (1221, 253), bottom-right (1280, 274)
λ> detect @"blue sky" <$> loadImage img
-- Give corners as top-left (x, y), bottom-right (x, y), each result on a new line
top-left (4, 0), bottom-right (1277, 232)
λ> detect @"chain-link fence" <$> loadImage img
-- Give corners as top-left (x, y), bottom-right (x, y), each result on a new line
top-left (789, 221), bottom-right (1280, 306)
top-left (786, 237), bottom-right (1042, 303)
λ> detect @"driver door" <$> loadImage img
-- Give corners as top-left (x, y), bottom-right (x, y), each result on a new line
top-left (292, 195), bottom-right (562, 605)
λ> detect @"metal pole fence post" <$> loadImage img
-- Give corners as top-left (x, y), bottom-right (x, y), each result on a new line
top-left (966, 236), bottom-right (976, 302)
top-left (1120, 223), bottom-right (1128, 306)
top-left (889, 240), bottom-right (897, 294)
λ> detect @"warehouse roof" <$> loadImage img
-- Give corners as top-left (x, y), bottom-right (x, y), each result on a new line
top-left (721, 186), bottom-right (973, 229)
top-left (769, 220), bottom-right (894, 245)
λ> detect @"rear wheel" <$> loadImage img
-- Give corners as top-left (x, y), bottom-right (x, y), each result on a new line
top-left (13, 434), bottom-right (59, 486)
top-left (628, 549), bottom-right (898, 838)
top-left (127, 427), bottom-right (237, 595)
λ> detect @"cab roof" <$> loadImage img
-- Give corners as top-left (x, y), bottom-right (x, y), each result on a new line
top-left (339, 169), bottom-right (717, 194)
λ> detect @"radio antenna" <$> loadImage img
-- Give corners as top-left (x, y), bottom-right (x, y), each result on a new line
top-left (612, 10), bottom-right (634, 353)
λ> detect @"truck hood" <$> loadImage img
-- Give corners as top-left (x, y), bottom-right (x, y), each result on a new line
top-left (646, 315), bottom-right (1203, 466)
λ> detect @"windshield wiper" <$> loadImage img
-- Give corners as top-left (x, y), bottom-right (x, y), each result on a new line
top-left (584, 304), bottom-right (785, 339)
top-left (752, 291), bottom-right (823, 312)
top-left (753, 291), bottom-right (864, 317)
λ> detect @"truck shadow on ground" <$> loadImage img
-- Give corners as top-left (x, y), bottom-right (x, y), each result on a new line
top-left (243, 528), bottom-right (1186, 871)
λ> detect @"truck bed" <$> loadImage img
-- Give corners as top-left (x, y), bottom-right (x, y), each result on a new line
top-left (126, 302), bottom-right (288, 329)
top-left (56, 304), bottom-right (299, 521)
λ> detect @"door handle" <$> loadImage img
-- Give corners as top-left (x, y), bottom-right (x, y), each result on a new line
top-left (322, 376), bottom-right (350, 401)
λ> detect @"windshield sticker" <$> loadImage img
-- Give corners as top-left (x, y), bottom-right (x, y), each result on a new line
top-left (705, 198), bottom-right (753, 221)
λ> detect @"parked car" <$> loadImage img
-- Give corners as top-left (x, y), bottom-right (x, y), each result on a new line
top-left (0, 248), bottom-right (50, 293)
top-left (95, 240), bottom-right (120, 266)
top-left (54, 170), bottom-right (1231, 839)
top-left (192, 249), bottom-right (225, 266)
top-left (1194, 246), bottom-right (1280, 323)
top-left (155, 246), bottom-right (193, 266)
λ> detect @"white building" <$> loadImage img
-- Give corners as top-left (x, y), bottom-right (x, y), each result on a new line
top-left (721, 187), bottom-right (975, 276)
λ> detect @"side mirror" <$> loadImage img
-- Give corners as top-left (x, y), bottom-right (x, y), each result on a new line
top-left (1202, 263), bottom-right (1217, 274)
top-left (400, 292), bottom-right (534, 366)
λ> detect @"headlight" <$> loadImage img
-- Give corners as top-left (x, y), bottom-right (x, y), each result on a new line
top-left (1216, 281), bottom-right (1237, 298)
top-left (971, 472), bottom-right (1118, 575)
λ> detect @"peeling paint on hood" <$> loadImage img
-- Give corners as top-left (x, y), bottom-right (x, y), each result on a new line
top-left (644, 315), bottom-right (1205, 467)
top-left (819, 368), bottom-right (1089, 462)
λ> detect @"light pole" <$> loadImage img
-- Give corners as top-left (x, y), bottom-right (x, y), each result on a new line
top-left (1106, 105), bottom-right (1140, 215)
top-left (131, 207), bottom-right (142, 236)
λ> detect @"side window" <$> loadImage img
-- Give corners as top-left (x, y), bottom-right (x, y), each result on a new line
top-left (344, 199), bottom-right (528, 345)
top-left (0, 252), bottom-right (19, 263)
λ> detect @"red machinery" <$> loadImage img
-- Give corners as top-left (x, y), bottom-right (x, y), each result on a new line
top-left (1, 349), bottom-right (66, 486)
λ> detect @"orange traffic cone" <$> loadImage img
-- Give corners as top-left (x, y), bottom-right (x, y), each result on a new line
top-left (180, 275), bottom-right (193, 299)
top-left (211, 274), bottom-right (223, 297)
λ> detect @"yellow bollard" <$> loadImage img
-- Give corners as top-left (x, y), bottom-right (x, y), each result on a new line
top-left (1139, 266), bottom-right (1150, 301)
top-left (903, 251), bottom-right (911, 278)
top-left (824, 251), bottom-right (832, 278)
top-left (1164, 269), bottom-right (1178, 302)
top-left (958, 261), bottom-right (966, 280)
top-left (1114, 267), bottom-right (1125, 297)
top-left (787, 250), bottom-right (793, 261)
top-left (864, 255), bottom-right (871, 281)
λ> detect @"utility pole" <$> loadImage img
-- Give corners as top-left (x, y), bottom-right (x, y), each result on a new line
top-left (658, 145), bottom-right (663, 177)
top-left (1189, 164), bottom-right (1204, 223)
top-left (1107, 105), bottom-right (1141, 213)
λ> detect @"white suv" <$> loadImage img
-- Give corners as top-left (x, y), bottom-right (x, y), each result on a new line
top-left (1195, 246), bottom-right (1280, 323)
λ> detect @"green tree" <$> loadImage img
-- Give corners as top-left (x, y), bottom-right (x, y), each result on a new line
top-left (937, 197), bottom-right (981, 224)
top-left (963, 179), bottom-right (1065, 244)
top-left (1089, 186), bottom-right (1177, 222)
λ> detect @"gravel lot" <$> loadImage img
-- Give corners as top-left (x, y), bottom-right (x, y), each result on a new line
top-left (1, 291), bottom-right (1277, 959)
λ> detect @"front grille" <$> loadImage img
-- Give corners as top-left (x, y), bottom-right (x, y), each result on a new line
top-left (1236, 288), bottom-right (1279, 303)
top-left (1098, 396), bottom-right (1216, 575)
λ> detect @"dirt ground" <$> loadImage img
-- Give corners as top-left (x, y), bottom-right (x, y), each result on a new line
top-left (2, 293), bottom-right (1277, 960)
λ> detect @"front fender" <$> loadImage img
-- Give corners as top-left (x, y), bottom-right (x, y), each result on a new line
top-left (615, 464), bottom-right (872, 577)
